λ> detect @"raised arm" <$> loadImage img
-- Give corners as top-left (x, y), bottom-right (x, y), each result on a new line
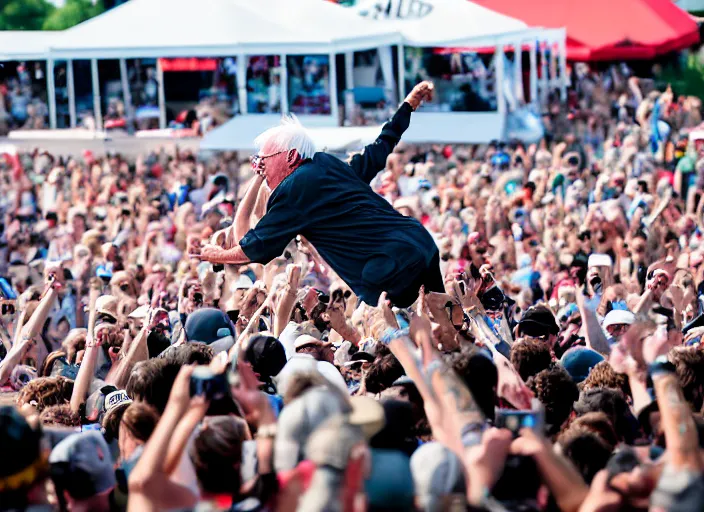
top-left (349, 81), bottom-right (434, 184)
top-left (233, 174), bottom-right (266, 243)
top-left (70, 281), bottom-right (102, 413)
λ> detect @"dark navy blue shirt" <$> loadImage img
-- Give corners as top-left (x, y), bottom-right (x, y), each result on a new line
top-left (239, 102), bottom-right (437, 305)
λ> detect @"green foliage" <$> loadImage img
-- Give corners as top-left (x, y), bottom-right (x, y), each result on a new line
top-left (42, 0), bottom-right (105, 31)
top-left (0, 0), bottom-right (105, 31)
top-left (658, 53), bottom-right (704, 102)
top-left (0, 0), bottom-right (55, 31)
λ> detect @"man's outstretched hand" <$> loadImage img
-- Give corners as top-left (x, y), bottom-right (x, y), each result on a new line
top-left (405, 81), bottom-right (434, 110)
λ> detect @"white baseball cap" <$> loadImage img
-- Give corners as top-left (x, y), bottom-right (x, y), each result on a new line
top-left (603, 309), bottom-right (635, 329)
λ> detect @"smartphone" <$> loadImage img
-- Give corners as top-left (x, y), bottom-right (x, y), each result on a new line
top-left (212, 264), bottom-right (224, 272)
top-left (189, 367), bottom-right (228, 400)
top-left (193, 292), bottom-right (204, 305)
top-left (63, 268), bottom-right (74, 281)
top-left (495, 408), bottom-right (545, 438)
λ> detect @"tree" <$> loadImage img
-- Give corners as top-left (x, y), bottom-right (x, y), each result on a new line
top-left (0, 0), bottom-right (55, 31)
top-left (42, 0), bottom-right (105, 31)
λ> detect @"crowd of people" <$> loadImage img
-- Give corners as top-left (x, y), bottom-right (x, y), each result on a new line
top-left (1, 69), bottom-right (704, 512)
top-left (0, 63), bottom-right (50, 135)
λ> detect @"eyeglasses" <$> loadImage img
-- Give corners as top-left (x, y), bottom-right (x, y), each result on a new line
top-left (250, 150), bottom-right (287, 171)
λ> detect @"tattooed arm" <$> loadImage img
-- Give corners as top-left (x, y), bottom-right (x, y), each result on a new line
top-left (652, 359), bottom-right (702, 472)
top-left (375, 292), bottom-right (485, 458)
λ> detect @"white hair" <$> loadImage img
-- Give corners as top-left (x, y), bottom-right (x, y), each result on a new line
top-left (254, 115), bottom-right (316, 159)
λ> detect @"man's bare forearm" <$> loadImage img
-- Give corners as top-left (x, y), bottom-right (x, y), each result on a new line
top-left (22, 288), bottom-right (58, 338)
top-left (205, 245), bottom-right (251, 265)
top-left (234, 175), bottom-right (265, 242)
top-left (653, 371), bottom-right (702, 471)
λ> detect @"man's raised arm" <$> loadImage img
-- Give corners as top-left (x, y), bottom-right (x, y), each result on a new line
top-left (349, 81), bottom-right (434, 184)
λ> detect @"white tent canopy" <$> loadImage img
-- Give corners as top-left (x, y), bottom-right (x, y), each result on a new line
top-left (0, 31), bottom-right (57, 61)
top-left (48, 0), bottom-right (400, 59)
top-left (355, 0), bottom-right (536, 48)
top-left (201, 114), bottom-right (380, 152)
top-left (200, 109), bottom-right (508, 151)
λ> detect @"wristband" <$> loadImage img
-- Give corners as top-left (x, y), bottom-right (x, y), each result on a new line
top-left (649, 355), bottom-right (676, 378)
top-left (381, 327), bottom-right (409, 346)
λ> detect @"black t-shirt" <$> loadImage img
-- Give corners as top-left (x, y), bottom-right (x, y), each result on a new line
top-left (239, 103), bottom-right (438, 305)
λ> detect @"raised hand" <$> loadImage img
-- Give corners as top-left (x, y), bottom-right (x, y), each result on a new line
top-left (493, 349), bottom-right (534, 410)
top-left (404, 81), bottom-right (435, 110)
top-left (286, 263), bottom-right (302, 289)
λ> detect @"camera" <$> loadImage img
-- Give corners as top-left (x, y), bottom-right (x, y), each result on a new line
top-left (495, 407), bottom-right (545, 438)
top-left (189, 367), bottom-right (229, 400)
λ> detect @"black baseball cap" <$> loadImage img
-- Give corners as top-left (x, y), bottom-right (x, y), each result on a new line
top-left (518, 305), bottom-right (559, 337)
top-left (244, 335), bottom-right (287, 379)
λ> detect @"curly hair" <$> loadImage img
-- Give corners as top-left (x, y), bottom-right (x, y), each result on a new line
top-left (510, 339), bottom-right (553, 382)
top-left (528, 366), bottom-right (579, 437)
top-left (669, 347), bottom-right (704, 413)
top-left (16, 376), bottom-right (74, 412)
top-left (39, 404), bottom-right (81, 427)
top-left (580, 361), bottom-right (630, 399)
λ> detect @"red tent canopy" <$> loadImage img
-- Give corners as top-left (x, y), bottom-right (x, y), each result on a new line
top-left (473, 0), bottom-right (699, 61)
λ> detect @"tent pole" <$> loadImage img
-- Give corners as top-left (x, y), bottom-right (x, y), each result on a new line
top-left (67, 59), bottom-right (76, 128)
top-left (91, 59), bottom-right (103, 131)
top-left (119, 58), bottom-right (133, 132)
top-left (558, 37), bottom-right (568, 102)
top-left (344, 51), bottom-right (355, 125)
top-left (514, 39), bottom-right (524, 105)
top-left (551, 44), bottom-right (558, 91)
top-left (496, 44), bottom-right (505, 119)
top-left (329, 52), bottom-right (340, 124)
top-left (397, 44), bottom-right (405, 105)
top-left (529, 40), bottom-right (538, 109)
top-left (540, 42), bottom-right (548, 106)
top-left (47, 59), bottom-right (57, 129)
top-left (237, 54), bottom-right (247, 115)
top-left (280, 54), bottom-right (289, 115)
top-left (156, 58), bottom-right (167, 129)
top-left (344, 51), bottom-right (354, 91)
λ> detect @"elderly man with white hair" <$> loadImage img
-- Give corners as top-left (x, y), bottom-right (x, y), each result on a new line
top-left (194, 81), bottom-right (440, 307)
